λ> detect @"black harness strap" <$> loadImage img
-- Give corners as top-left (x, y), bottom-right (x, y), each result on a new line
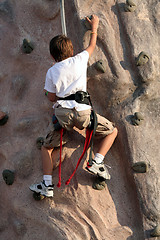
top-left (58, 91), bottom-right (90, 105)
top-left (87, 110), bottom-right (97, 166)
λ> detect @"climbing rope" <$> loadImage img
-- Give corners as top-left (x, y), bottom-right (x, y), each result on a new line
top-left (65, 128), bottom-right (93, 185)
top-left (60, 0), bottom-right (67, 36)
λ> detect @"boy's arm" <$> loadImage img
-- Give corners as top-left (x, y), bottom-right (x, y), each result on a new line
top-left (85, 15), bottom-right (99, 57)
top-left (44, 90), bottom-right (57, 102)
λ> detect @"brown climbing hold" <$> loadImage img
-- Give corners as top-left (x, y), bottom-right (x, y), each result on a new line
top-left (83, 15), bottom-right (92, 30)
top-left (150, 224), bottom-right (160, 237)
top-left (22, 39), bottom-right (34, 54)
top-left (92, 177), bottom-right (106, 190)
top-left (131, 112), bottom-right (144, 126)
top-left (131, 118), bottom-right (141, 126)
top-left (95, 60), bottom-right (106, 73)
top-left (132, 161), bottom-right (149, 173)
top-left (0, 111), bottom-right (8, 125)
top-left (134, 112), bottom-right (144, 121)
top-left (125, 0), bottom-right (137, 12)
top-left (136, 52), bottom-right (149, 66)
top-left (36, 137), bottom-right (44, 150)
top-left (2, 169), bottom-right (15, 185)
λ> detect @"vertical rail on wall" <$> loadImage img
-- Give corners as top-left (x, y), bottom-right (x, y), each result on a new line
top-left (60, 0), bottom-right (67, 36)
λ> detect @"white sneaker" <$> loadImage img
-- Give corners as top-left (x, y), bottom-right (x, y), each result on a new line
top-left (86, 160), bottom-right (111, 180)
top-left (29, 180), bottom-right (54, 198)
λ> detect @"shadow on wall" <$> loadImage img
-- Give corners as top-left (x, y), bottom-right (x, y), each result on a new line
top-left (106, 127), bottom-right (144, 239)
top-left (111, 3), bottom-right (143, 87)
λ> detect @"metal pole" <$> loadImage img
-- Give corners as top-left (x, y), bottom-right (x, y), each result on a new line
top-left (60, 0), bottom-right (67, 36)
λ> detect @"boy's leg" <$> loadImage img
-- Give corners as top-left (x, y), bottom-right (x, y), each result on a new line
top-left (29, 108), bottom-right (72, 197)
top-left (29, 146), bottom-right (54, 197)
top-left (42, 146), bottom-right (54, 175)
top-left (42, 146), bottom-right (54, 186)
top-left (29, 130), bottom-right (63, 197)
top-left (86, 114), bottom-right (118, 179)
top-left (96, 128), bottom-right (118, 157)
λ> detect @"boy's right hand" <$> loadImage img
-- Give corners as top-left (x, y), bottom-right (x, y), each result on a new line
top-left (86, 15), bottom-right (99, 32)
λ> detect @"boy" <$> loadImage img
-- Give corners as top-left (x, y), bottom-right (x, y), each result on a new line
top-left (29, 15), bottom-right (118, 197)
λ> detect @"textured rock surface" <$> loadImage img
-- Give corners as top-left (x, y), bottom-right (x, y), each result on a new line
top-left (0, 0), bottom-right (159, 239)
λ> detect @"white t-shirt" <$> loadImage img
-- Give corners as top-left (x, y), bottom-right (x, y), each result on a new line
top-left (44, 50), bottom-right (91, 111)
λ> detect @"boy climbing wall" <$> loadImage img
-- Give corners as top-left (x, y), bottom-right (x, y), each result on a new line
top-left (29, 15), bottom-right (118, 197)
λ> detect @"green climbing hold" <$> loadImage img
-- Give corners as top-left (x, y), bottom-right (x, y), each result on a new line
top-left (132, 161), bottom-right (149, 173)
top-left (2, 169), bottom-right (15, 185)
top-left (150, 224), bottom-right (160, 237)
top-left (22, 39), bottom-right (34, 54)
top-left (136, 52), bottom-right (149, 66)
top-left (131, 112), bottom-right (144, 126)
top-left (36, 137), bottom-right (44, 150)
top-left (95, 60), bottom-right (106, 73)
top-left (33, 192), bottom-right (45, 201)
top-left (125, 0), bottom-right (136, 12)
top-left (92, 177), bottom-right (106, 190)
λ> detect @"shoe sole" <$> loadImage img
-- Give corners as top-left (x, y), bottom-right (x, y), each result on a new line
top-left (85, 166), bottom-right (111, 180)
top-left (29, 187), bottom-right (53, 198)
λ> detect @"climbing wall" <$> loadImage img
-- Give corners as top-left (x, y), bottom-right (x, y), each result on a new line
top-left (0, 0), bottom-right (160, 239)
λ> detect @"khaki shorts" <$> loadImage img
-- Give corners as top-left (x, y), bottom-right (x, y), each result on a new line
top-left (43, 107), bottom-right (115, 148)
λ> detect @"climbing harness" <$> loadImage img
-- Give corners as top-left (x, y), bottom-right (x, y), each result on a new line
top-left (54, 91), bottom-right (97, 187)
top-left (58, 91), bottom-right (90, 105)
top-left (60, 0), bottom-right (67, 36)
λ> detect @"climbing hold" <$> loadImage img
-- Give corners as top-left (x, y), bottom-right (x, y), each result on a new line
top-left (33, 192), bottom-right (45, 201)
top-left (92, 176), bottom-right (106, 190)
top-left (132, 161), bottom-right (149, 173)
top-left (95, 60), bottom-right (106, 73)
top-left (132, 118), bottom-right (142, 126)
top-left (136, 52), bottom-right (149, 66)
top-left (2, 169), bottom-right (15, 185)
top-left (0, 111), bottom-right (8, 125)
top-left (36, 137), bottom-right (44, 150)
top-left (134, 112), bottom-right (144, 121)
top-left (124, 0), bottom-right (137, 12)
top-left (22, 39), bottom-right (34, 54)
top-left (150, 224), bottom-right (160, 237)
top-left (84, 15), bottom-right (92, 30)
top-left (131, 112), bottom-right (144, 126)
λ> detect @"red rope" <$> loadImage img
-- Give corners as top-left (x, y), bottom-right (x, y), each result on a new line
top-left (65, 128), bottom-right (93, 185)
top-left (57, 128), bottom-right (63, 188)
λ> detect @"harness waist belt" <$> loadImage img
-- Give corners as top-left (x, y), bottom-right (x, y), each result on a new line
top-left (58, 91), bottom-right (90, 105)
